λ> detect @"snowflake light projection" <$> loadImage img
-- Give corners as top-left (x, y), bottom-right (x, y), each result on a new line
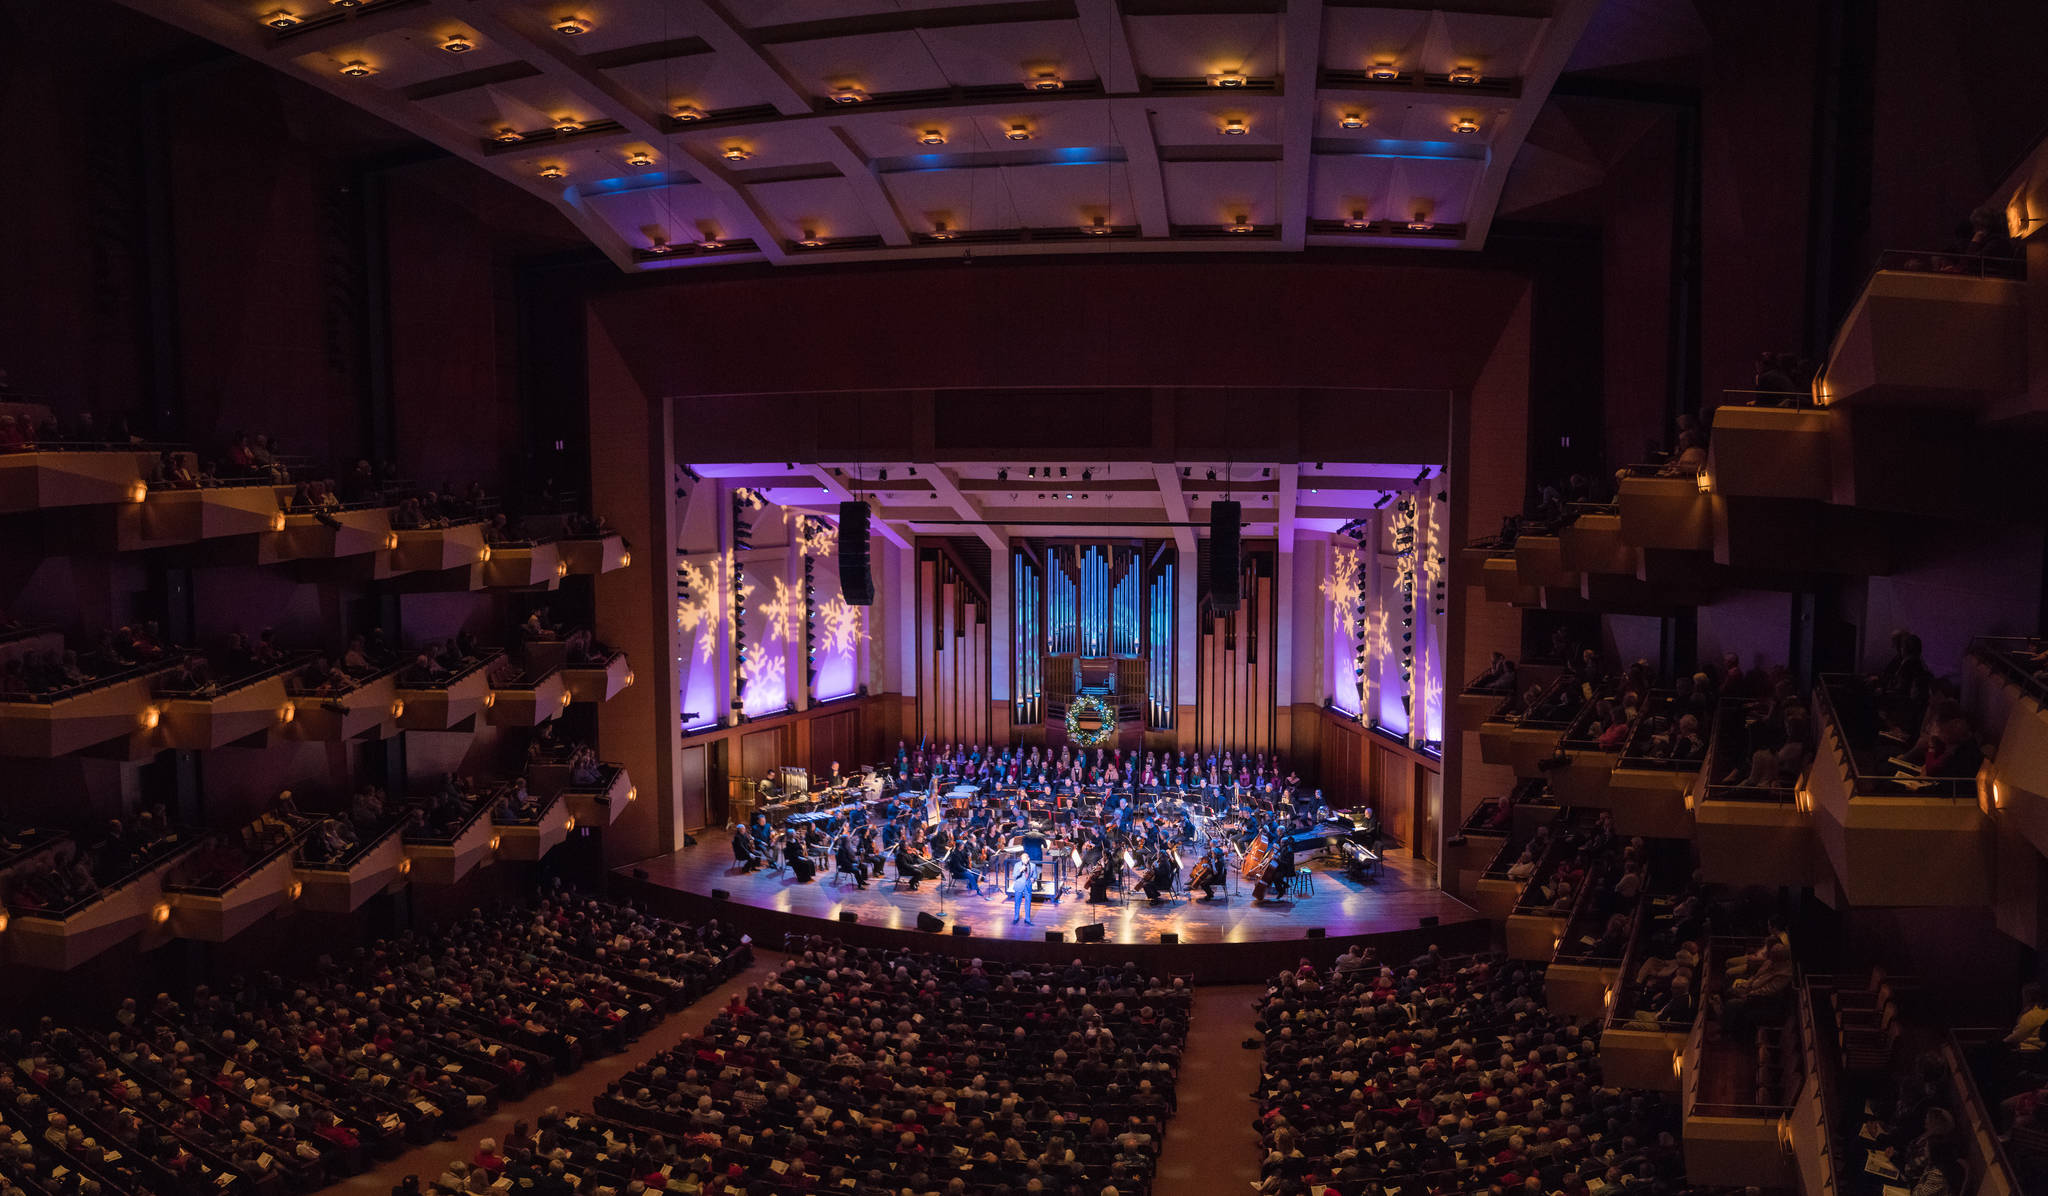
top-left (675, 555), bottom-right (749, 663)
top-left (740, 642), bottom-right (787, 710)
top-left (817, 594), bottom-right (863, 656)
top-left (1360, 607), bottom-right (1391, 664)
top-left (792, 514), bottom-right (838, 559)
top-left (1319, 544), bottom-right (1363, 633)
top-left (756, 576), bottom-right (799, 644)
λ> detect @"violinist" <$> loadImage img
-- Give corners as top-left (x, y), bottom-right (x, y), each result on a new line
top-left (783, 832), bottom-right (817, 882)
top-left (731, 821), bottom-right (761, 871)
top-left (945, 838), bottom-right (980, 893)
top-left (1085, 846), bottom-right (1121, 904)
top-left (834, 832), bottom-right (869, 888)
top-left (1141, 847), bottom-right (1180, 904)
top-left (894, 839), bottom-right (929, 890)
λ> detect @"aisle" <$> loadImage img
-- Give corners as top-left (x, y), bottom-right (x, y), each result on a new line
top-left (336, 952), bottom-right (784, 1195)
top-left (1155, 983), bottom-right (1268, 1196)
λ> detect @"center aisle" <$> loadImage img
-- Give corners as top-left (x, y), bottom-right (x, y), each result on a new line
top-left (337, 951), bottom-right (786, 1196)
top-left (1155, 983), bottom-right (1268, 1196)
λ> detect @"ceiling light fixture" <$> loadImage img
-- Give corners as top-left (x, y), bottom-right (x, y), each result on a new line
top-left (671, 103), bottom-right (704, 122)
top-left (538, 163), bottom-right (567, 180)
top-left (1338, 112), bottom-right (1367, 130)
top-left (625, 149), bottom-right (654, 167)
top-left (1407, 210), bottom-right (1433, 231)
top-left (918, 128), bottom-right (947, 146)
top-left (441, 33), bottom-right (474, 53)
top-left (263, 9), bottom-right (300, 28)
top-left (797, 228), bottom-right (826, 247)
top-left (493, 127), bottom-right (523, 144)
top-left (722, 145), bottom-right (751, 162)
top-left (1367, 62), bottom-right (1400, 81)
top-left (1220, 117), bottom-right (1249, 136)
top-left (1004, 123), bottom-right (1033, 141)
top-left (1447, 64), bottom-right (1482, 84)
top-left (1227, 214), bottom-right (1256, 233)
top-left (697, 235), bottom-right (724, 250)
top-left (828, 84), bottom-right (870, 104)
top-left (1343, 209), bottom-right (1370, 230)
top-left (338, 60), bottom-right (375, 77)
top-left (646, 236), bottom-right (673, 254)
top-left (1029, 71), bottom-right (1065, 92)
top-left (1451, 115), bottom-right (1480, 134)
top-left (929, 221), bottom-right (958, 241)
top-left (552, 15), bottom-right (591, 36)
top-left (329, 0), bottom-right (357, 7)
top-left (554, 117), bottom-right (583, 134)
top-left (1209, 72), bottom-right (1249, 88)
top-left (1082, 214), bottom-right (1111, 235)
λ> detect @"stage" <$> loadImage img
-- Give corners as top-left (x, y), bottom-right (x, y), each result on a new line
top-left (613, 836), bottom-right (1486, 981)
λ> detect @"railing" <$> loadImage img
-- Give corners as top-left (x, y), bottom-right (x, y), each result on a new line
top-left (0, 655), bottom-right (185, 704)
top-left (161, 825), bottom-right (313, 897)
top-left (9, 834), bottom-right (200, 921)
top-left (1519, 674), bottom-right (1588, 734)
top-left (396, 647), bottom-right (506, 689)
top-left (0, 438), bottom-right (184, 454)
top-left (562, 762), bottom-right (625, 797)
top-left (1701, 698), bottom-right (1804, 804)
top-left (1721, 386), bottom-right (1817, 410)
top-left (283, 657), bottom-right (405, 699)
top-left (1616, 692), bottom-right (1704, 772)
top-left (1558, 680), bottom-right (1622, 749)
top-left (1605, 915), bottom-right (1710, 1033)
top-left (1947, 1031), bottom-right (2032, 1193)
top-left (493, 790), bottom-right (564, 829)
top-left (0, 824), bottom-right (67, 868)
top-left (1688, 938), bottom-right (1801, 1118)
top-left (293, 814), bottom-right (407, 872)
top-left (152, 650), bottom-right (318, 699)
top-left (0, 622), bottom-right (61, 646)
top-left (1815, 674), bottom-right (1976, 799)
top-left (491, 666), bottom-right (561, 690)
top-left (1871, 247), bottom-right (2025, 280)
top-left (401, 788), bottom-right (505, 846)
top-left (1968, 635), bottom-right (2048, 708)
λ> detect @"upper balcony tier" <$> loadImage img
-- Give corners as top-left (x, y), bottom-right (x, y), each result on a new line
top-left (282, 660), bottom-right (405, 742)
top-left (0, 656), bottom-right (185, 757)
top-left (149, 651), bottom-right (313, 750)
top-left (0, 444), bottom-right (158, 514)
top-left (1819, 251), bottom-right (2027, 413)
top-left (394, 649), bottom-right (505, 731)
top-left (558, 532), bottom-right (630, 575)
top-left (292, 816), bottom-right (408, 914)
top-left (2, 832), bottom-right (198, 970)
top-left (1695, 700), bottom-right (1822, 888)
top-left (1679, 940), bottom-right (1802, 1190)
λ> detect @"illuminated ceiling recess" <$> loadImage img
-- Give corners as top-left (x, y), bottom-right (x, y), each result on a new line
top-left (132, 0), bottom-right (1599, 270)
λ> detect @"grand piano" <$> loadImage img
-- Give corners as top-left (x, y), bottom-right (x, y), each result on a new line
top-left (1285, 819), bottom-right (1382, 878)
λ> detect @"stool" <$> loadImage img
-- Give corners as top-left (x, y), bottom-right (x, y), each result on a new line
top-left (1287, 869), bottom-right (1315, 899)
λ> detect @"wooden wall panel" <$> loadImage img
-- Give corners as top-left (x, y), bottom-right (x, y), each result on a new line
top-left (741, 727), bottom-right (787, 789)
top-left (679, 744), bottom-right (709, 832)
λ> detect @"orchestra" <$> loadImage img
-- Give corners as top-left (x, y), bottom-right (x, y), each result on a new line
top-left (726, 738), bottom-right (1381, 929)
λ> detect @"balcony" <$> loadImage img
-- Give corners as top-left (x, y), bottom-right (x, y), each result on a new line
top-left (1604, 694), bottom-right (1700, 839)
top-left (1478, 549), bottom-right (1537, 605)
top-left (1964, 638), bottom-right (2048, 859)
top-left (1465, 794), bottom-right (1558, 919)
top-left (559, 532), bottom-right (630, 574)
top-left (1504, 834), bottom-right (1578, 960)
top-left (1706, 395), bottom-right (1833, 502)
top-left (1617, 465), bottom-right (1714, 553)
top-left (388, 519), bottom-right (489, 574)
top-left (162, 829), bottom-right (309, 942)
top-left (401, 792), bottom-right (501, 885)
top-left (98, 479), bottom-right (291, 552)
top-left (1679, 940), bottom-right (1800, 1189)
top-left (482, 539), bottom-right (565, 589)
top-left (1508, 675), bottom-right (1587, 778)
top-left (494, 792), bottom-right (573, 862)
top-left (1695, 700), bottom-right (1822, 887)
top-left (1511, 533), bottom-right (1576, 589)
top-left (0, 624), bottom-right (64, 671)
top-left (1809, 675), bottom-right (1990, 907)
top-left (151, 653), bottom-right (311, 750)
top-left (394, 649), bottom-right (504, 731)
top-left (1454, 661), bottom-right (1519, 727)
top-left (1597, 899), bottom-right (1701, 1092)
top-left (256, 501), bottom-right (397, 565)
top-left (0, 658), bottom-right (184, 758)
top-left (282, 661), bottom-right (405, 741)
top-left (0, 444), bottom-right (154, 514)
top-left (562, 650), bottom-right (633, 703)
top-left (1545, 890), bottom-right (1637, 1021)
top-left (1544, 683), bottom-right (1623, 805)
top-left (1819, 251), bottom-right (2026, 412)
top-left (486, 667), bottom-right (569, 726)
top-left (1556, 503), bottom-right (1638, 576)
top-left (293, 817), bottom-right (407, 913)
top-left (3, 835), bottom-right (198, 970)
top-left (559, 763), bottom-right (632, 827)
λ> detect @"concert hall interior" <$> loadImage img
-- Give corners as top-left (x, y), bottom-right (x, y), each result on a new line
top-left (8, 2), bottom-right (2048, 1195)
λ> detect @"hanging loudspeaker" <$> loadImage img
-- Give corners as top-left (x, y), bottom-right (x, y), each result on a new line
top-left (1208, 501), bottom-right (1241, 612)
top-left (838, 500), bottom-right (875, 605)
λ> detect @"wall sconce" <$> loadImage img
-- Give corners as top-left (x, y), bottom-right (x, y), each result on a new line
top-left (390, 699), bottom-right (406, 719)
top-left (623, 671), bottom-right (636, 688)
top-left (479, 545), bottom-right (493, 562)
top-left (619, 551), bottom-right (632, 568)
top-left (153, 902), bottom-right (172, 925)
top-left (557, 560), bottom-right (570, 577)
top-left (278, 701), bottom-right (296, 724)
top-left (287, 881), bottom-right (304, 901)
top-left (560, 690), bottom-right (573, 708)
top-left (270, 511), bottom-right (287, 532)
top-left (139, 705), bottom-right (161, 731)
top-left (490, 836), bottom-right (502, 852)
top-left (129, 480), bottom-right (149, 503)
top-left (565, 817), bottom-right (578, 832)
top-left (399, 857), bottom-right (412, 875)
top-left (483, 692), bottom-right (497, 709)
top-left (1695, 469), bottom-right (1712, 495)
top-left (0, 911), bottom-right (10, 935)
top-left (384, 531), bottom-right (399, 549)
top-left (627, 786), bottom-right (638, 803)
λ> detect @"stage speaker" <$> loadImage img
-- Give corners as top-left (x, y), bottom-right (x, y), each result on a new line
top-left (1306, 928), bottom-right (1326, 939)
top-left (952, 925), bottom-right (972, 937)
top-left (838, 501), bottom-right (874, 605)
top-left (1419, 915), bottom-right (1439, 928)
top-left (1159, 933), bottom-right (1178, 945)
top-left (916, 911), bottom-right (945, 933)
top-left (1076, 922), bottom-right (1106, 944)
top-left (710, 888), bottom-right (730, 900)
top-left (1044, 930), bottom-right (1065, 943)
top-left (839, 911), bottom-right (858, 924)
top-left (1208, 501), bottom-right (1241, 611)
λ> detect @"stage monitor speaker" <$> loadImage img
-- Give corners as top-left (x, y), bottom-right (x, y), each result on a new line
top-left (1306, 928), bottom-right (1326, 939)
top-left (1159, 933), bottom-right (1178, 945)
top-left (952, 925), bottom-right (972, 937)
top-left (1076, 922), bottom-right (1106, 944)
top-left (1208, 501), bottom-right (1241, 611)
top-left (1419, 915), bottom-right (1439, 928)
top-left (839, 911), bottom-right (858, 924)
top-left (1044, 930), bottom-right (1065, 943)
top-left (916, 911), bottom-right (945, 933)
top-left (710, 888), bottom-right (730, 900)
top-left (838, 501), bottom-right (874, 605)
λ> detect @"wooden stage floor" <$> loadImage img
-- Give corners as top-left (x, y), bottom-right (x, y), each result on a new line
top-left (626, 839), bottom-right (1479, 947)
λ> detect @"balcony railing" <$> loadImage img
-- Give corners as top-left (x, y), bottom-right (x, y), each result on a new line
top-left (8, 833), bottom-right (198, 922)
top-left (152, 649), bottom-right (318, 700)
top-left (1815, 673), bottom-right (1976, 799)
top-left (1870, 246), bottom-right (2025, 281)
top-left (0, 655), bottom-right (184, 704)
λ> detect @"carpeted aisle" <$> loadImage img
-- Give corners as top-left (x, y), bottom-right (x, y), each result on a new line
top-left (1154, 983), bottom-right (1268, 1196)
top-left (335, 952), bottom-right (784, 1196)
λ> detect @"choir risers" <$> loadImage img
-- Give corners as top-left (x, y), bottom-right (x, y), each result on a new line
top-left (164, 847), bottom-right (297, 943)
top-left (403, 814), bottom-right (497, 885)
top-left (284, 672), bottom-right (402, 741)
top-left (293, 822), bottom-right (407, 914)
top-left (481, 542), bottom-right (564, 589)
top-left (563, 652), bottom-right (632, 704)
top-left (3, 844), bottom-right (193, 970)
top-left (559, 534), bottom-right (630, 575)
top-left (0, 665), bottom-right (181, 757)
top-left (561, 767), bottom-right (632, 828)
top-left (155, 673), bottom-right (295, 751)
top-left (1617, 473), bottom-right (1714, 553)
top-left (495, 796), bottom-right (572, 862)
top-left (1821, 270), bottom-right (2026, 410)
top-left (0, 450), bottom-right (151, 514)
top-left (486, 672), bottom-right (569, 726)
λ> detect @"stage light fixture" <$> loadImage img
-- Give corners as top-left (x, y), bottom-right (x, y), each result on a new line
top-left (1059, 467), bottom-right (1068, 477)
top-left (1227, 214), bottom-right (1256, 233)
top-left (1027, 466), bottom-right (1035, 477)
top-left (929, 221), bottom-right (958, 240)
top-left (1407, 212), bottom-right (1434, 231)
top-left (998, 468), bottom-right (1008, 481)
top-left (797, 228), bottom-right (826, 247)
top-left (1339, 112), bottom-right (1367, 130)
top-left (827, 84), bottom-right (870, 104)
top-left (722, 145), bottom-right (751, 162)
top-left (1206, 470), bottom-right (1217, 481)
top-left (1029, 71), bottom-right (1065, 91)
top-left (1081, 469), bottom-right (1091, 482)
top-left (1209, 72), bottom-right (1248, 88)
top-left (554, 117), bottom-right (584, 134)
top-left (538, 163), bottom-right (567, 180)
top-left (442, 34), bottom-right (474, 53)
top-left (625, 149), bottom-right (655, 167)
top-left (1082, 214), bottom-right (1112, 235)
